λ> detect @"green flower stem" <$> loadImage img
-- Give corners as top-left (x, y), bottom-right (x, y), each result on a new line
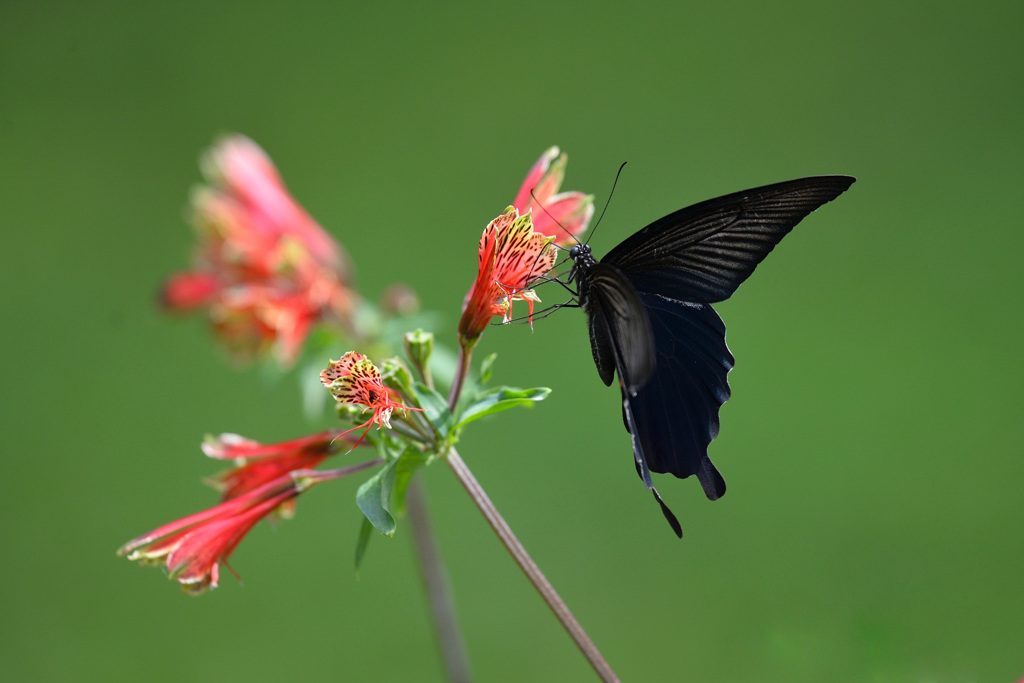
top-left (298, 458), bottom-right (385, 484)
top-left (447, 339), bottom-right (476, 409)
top-left (406, 478), bottom-right (473, 683)
top-left (395, 410), bottom-right (434, 443)
top-left (445, 448), bottom-right (620, 683)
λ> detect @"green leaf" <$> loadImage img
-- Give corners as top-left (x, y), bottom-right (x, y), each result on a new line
top-left (356, 460), bottom-right (397, 536)
top-left (354, 516), bottom-right (374, 570)
top-left (454, 386), bottom-right (551, 430)
top-left (479, 352), bottom-right (497, 384)
top-left (390, 449), bottom-right (431, 514)
top-left (353, 447), bottom-right (431, 540)
top-left (410, 382), bottom-right (452, 438)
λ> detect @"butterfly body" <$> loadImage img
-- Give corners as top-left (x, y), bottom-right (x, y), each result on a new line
top-left (566, 175), bottom-right (856, 537)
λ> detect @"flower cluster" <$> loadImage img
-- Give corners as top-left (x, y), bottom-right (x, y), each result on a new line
top-left (121, 143), bottom-right (589, 596)
top-left (119, 353), bottom-right (407, 594)
top-left (161, 135), bottom-right (357, 364)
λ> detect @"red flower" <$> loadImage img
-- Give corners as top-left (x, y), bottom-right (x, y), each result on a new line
top-left (118, 474), bottom-right (312, 595)
top-left (458, 207), bottom-right (556, 343)
top-left (320, 352), bottom-right (422, 447)
top-left (161, 135), bottom-right (356, 365)
top-left (202, 431), bottom-right (356, 511)
top-left (458, 148), bottom-right (593, 345)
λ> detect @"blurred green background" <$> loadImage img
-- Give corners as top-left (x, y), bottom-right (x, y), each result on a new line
top-left (3, 1), bottom-right (1021, 681)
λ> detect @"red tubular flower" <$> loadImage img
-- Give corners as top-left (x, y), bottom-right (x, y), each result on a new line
top-left (458, 148), bottom-right (594, 345)
top-left (161, 135), bottom-right (357, 365)
top-left (458, 207), bottom-right (556, 343)
top-left (320, 351), bottom-right (422, 447)
top-left (202, 430), bottom-right (355, 508)
top-left (118, 474), bottom-right (312, 595)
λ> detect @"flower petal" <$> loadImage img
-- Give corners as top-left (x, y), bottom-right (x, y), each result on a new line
top-left (530, 191), bottom-right (595, 246)
top-left (513, 146), bottom-right (561, 211)
top-left (161, 272), bottom-right (222, 310)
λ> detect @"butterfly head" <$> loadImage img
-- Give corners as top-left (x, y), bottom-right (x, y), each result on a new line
top-left (567, 243), bottom-right (595, 287)
top-left (569, 243), bottom-right (590, 261)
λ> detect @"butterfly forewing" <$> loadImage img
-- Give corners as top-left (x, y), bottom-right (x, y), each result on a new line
top-left (603, 176), bottom-right (856, 303)
top-left (582, 262), bottom-right (656, 393)
top-left (586, 300), bottom-right (615, 387)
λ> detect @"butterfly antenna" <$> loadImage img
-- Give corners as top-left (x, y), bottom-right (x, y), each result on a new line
top-left (529, 187), bottom-right (582, 248)
top-left (504, 162), bottom-right (628, 303)
top-left (505, 187), bottom-right (575, 297)
top-left (586, 161), bottom-right (627, 246)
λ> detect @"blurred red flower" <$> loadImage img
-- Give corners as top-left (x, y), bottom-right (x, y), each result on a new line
top-left (161, 135), bottom-right (356, 364)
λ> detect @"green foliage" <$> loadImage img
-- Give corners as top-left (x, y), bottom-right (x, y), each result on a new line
top-left (351, 349), bottom-right (550, 564)
top-left (479, 352), bottom-right (497, 384)
top-left (356, 458), bottom-right (398, 536)
top-left (453, 386), bottom-right (551, 431)
top-left (408, 382), bottom-right (453, 439)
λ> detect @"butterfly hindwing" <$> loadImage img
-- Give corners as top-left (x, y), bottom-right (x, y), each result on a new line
top-left (624, 293), bottom-right (733, 500)
top-left (604, 176), bottom-right (856, 303)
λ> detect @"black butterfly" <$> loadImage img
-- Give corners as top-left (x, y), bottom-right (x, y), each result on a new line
top-left (566, 175), bottom-right (855, 537)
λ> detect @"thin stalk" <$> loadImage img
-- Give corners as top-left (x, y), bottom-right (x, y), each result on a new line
top-left (446, 339), bottom-right (476, 409)
top-left (445, 448), bottom-right (619, 683)
top-left (299, 458), bottom-right (384, 484)
top-left (402, 337), bottom-right (471, 681)
top-left (406, 479), bottom-right (473, 683)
